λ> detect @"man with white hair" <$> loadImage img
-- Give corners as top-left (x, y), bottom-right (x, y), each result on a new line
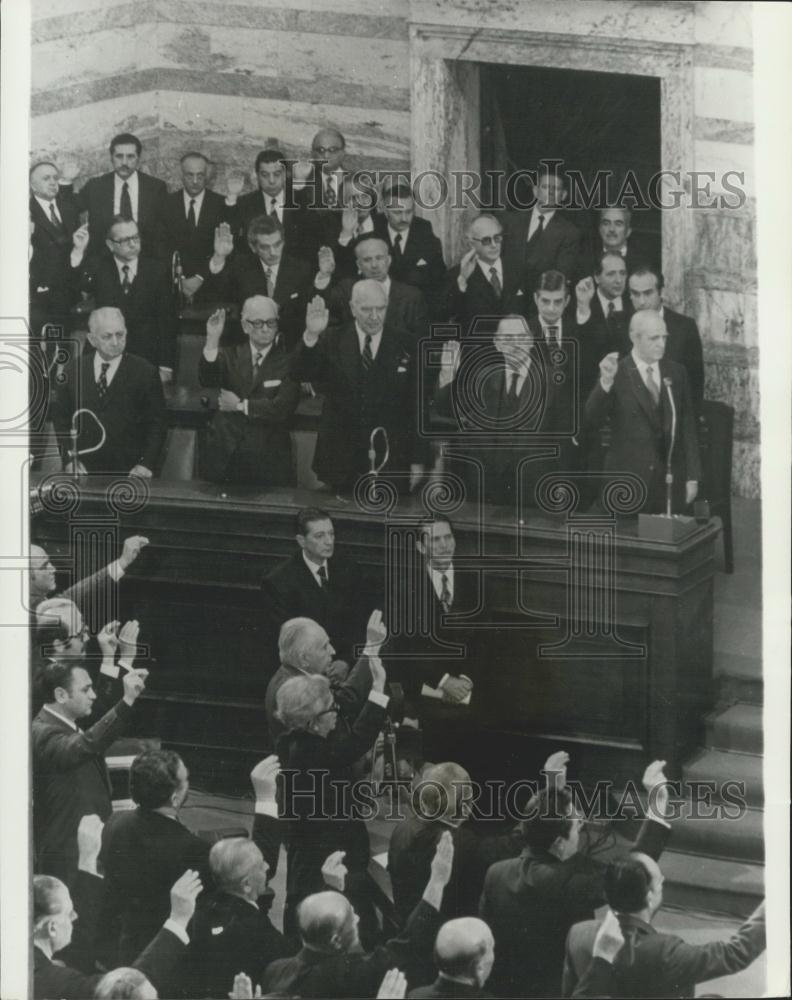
top-left (293, 284), bottom-right (422, 494)
top-left (198, 296), bottom-right (299, 485)
top-left (409, 917), bottom-right (495, 998)
top-left (51, 306), bottom-right (168, 476)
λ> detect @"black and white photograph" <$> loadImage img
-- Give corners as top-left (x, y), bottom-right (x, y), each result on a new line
top-left (0, 1), bottom-right (789, 997)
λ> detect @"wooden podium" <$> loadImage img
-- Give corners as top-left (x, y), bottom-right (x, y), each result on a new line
top-left (31, 477), bottom-right (720, 789)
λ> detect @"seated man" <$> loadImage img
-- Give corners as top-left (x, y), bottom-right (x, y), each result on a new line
top-left (563, 868), bottom-right (765, 997)
top-left (72, 216), bottom-right (177, 380)
top-left (315, 233), bottom-right (430, 346)
top-left (34, 819), bottom-right (200, 1000)
top-left (292, 287), bottom-right (422, 495)
top-left (261, 507), bottom-right (377, 668)
top-left (197, 298), bottom-right (300, 486)
top-left (408, 917), bottom-right (496, 998)
top-left (32, 657), bottom-right (147, 885)
top-left (374, 181), bottom-right (446, 319)
top-left (479, 759), bottom-right (671, 999)
top-left (584, 310), bottom-right (701, 514)
top-left (98, 749), bottom-right (213, 965)
top-left (50, 307), bottom-right (168, 478)
top-left (200, 216), bottom-right (315, 348)
top-left (262, 833), bottom-right (454, 997)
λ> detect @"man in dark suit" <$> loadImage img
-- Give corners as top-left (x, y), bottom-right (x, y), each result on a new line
top-left (501, 167), bottom-right (583, 300)
top-left (563, 866), bottom-right (765, 998)
top-left (374, 181), bottom-right (446, 318)
top-left (197, 297), bottom-right (299, 485)
top-left (33, 842), bottom-right (200, 1000)
top-left (585, 310), bottom-right (701, 514)
top-left (584, 207), bottom-right (658, 277)
top-left (73, 216), bottom-right (177, 377)
top-left (432, 314), bottom-right (567, 509)
top-left (627, 265), bottom-right (705, 413)
top-left (316, 234), bottom-right (430, 345)
top-left (32, 658), bottom-right (147, 885)
top-left (227, 148), bottom-right (321, 264)
top-left (50, 307), bottom-right (168, 477)
top-left (261, 507), bottom-right (375, 669)
top-left (440, 214), bottom-right (530, 339)
top-left (29, 161), bottom-right (86, 335)
top-left (315, 173), bottom-right (379, 280)
top-left (409, 918), bottom-right (496, 998)
top-left (479, 759), bottom-right (671, 999)
top-left (292, 284), bottom-right (423, 494)
top-left (262, 833), bottom-right (454, 997)
top-left (74, 132), bottom-right (168, 260)
top-left (162, 151), bottom-right (233, 286)
top-left (575, 253), bottom-right (633, 362)
top-left (200, 216), bottom-right (315, 349)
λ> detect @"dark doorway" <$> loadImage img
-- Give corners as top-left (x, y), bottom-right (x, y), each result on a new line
top-left (480, 63), bottom-right (662, 265)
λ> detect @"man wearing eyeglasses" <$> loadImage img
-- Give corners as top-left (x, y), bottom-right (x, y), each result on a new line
top-left (200, 215), bottom-right (316, 350)
top-left (441, 213), bottom-right (531, 340)
top-left (72, 215), bottom-right (177, 379)
top-left (309, 127), bottom-right (349, 208)
top-left (198, 297), bottom-right (300, 486)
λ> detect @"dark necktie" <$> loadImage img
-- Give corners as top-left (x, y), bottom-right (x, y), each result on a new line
top-left (489, 266), bottom-right (502, 298)
top-left (324, 177), bottom-right (336, 207)
top-left (393, 233), bottom-right (403, 260)
top-left (440, 573), bottom-right (451, 613)
top-left (528, 214), bottom-right (545, 245)
top-left (508, 371), bottom-right (520, 400)
top-left (269, 198), bottom-right (279, 220)
top-left (607, 301), bottom-right (616, 319)
top-left (121, 264), bottom-right (131, 294)
top-left (317, 564), bottom-right (328, 588)
top-left (97, 362), bottom-right (110, 400)
top-left (264, 267), bottom-right (273, 297)
top-left (362, 335), bottom-right (373, 371)
top-left (546, 324), bottom-right (559, 346)
top-left (120, 181), bottom-right (132, 220)
top-left (253, 350), bottom-right (264, 372)
top-left (187, 198), bottom-right (197, 228)
top-left (49, 203), bottom-right (63, 230)
top-left (645, 364), bottom-right (661, 407)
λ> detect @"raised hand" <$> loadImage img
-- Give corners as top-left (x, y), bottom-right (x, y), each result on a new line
top-left (97, 620), bottom-right (120, 658)
top-left (430, 829), bottom-right (454, 886)
top-left (250, 755), bottom-right (280, 801)
top-left (77, 814), bottom-right (104, 869)
top-left (292, 160), bottom-right (313, 184)
top-left (340, 206), bottom-right (359, 236)
top-left (575, 275), bottom-right (595, 309)
top-left (317, 245), bottom-right (335, 276)
top-left (321, 850), bottom-right (347, 892)
top-left (228, 973), bottom-right (262, 1000)
top-left (598, 351), bottom-right (619, 389)
top-left (304, 295), bottom-right (329, 346)
top-left (437, 338), bottom-right (461, 389)
top-left (169, 869), bottom-right (203, 927)
top-left (642, 759), bottom-right (669, 817)
top-left (543, 750), bottom-right (570, 789)
top-left (72, 224), bottom-right (90, 254)
top-left (226, 173), bottom-right (245, 200)
top-left (213, 222), bottom-right (234, 259)
top-left (122, 667), bottom-right (148, 705)
top-left (642, 760), bottom-right (667, 792)
top-left (58, 156), bottom-right (80, 183)
top-left (206, 307), bottom-right (226, 349)
top-left (369, 655), bottom-right (387, 693)
top-left (366, 609), bottom-right (387, 649)
top-left (118, 620), bottom-right (140, 664)
top-left (377, 968), bottom-right (407, 999)
top-left (459, 247), bottom-right (478, 282)
top-left (119, 535), bottom-right (149, 570)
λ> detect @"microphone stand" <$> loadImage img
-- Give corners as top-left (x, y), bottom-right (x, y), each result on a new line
top-left (663, 377), bottom-right (677, 517)
top-left (68, 408), bottom-right (107, 476)
top-left (368, 426), bottom-right (390, 477)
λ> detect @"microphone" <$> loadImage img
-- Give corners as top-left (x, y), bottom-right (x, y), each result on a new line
top-left (368, 426), bottom-right (390, 476)
top-left (663, 377), bottom-right (677, 517)
top-left (69, 408), bottom-right (107, 475)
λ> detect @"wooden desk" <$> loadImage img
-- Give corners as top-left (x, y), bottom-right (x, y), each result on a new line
top-left (32, 476), bottom-right (719, 789)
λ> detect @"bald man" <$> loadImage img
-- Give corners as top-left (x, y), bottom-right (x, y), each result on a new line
top-left (292, 284), bottom-right (422, 494)
top-left (262, 833), bottom-right (455, 997)
top-left (197, 296), bottom-right (300, 485)
top-left (585, 310), bottom-right (701, 514)
top-left (409, 917), bottom-right (495, 998)
top-left (310, 127), bottom-right (349, 208)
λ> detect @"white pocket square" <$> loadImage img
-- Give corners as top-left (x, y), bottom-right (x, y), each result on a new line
top-left (397, 366), bottom-right (407, 373)
top-left (416, 259), bottom-right (427, 266)
top-left (290, 292), bottom-right (299, 299)
top-left (263, 379), bottom-right (282, 387)
top-left (516, 289), bottom-right (524, 296)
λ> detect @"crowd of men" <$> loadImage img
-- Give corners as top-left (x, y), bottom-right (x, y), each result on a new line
top-left (28, 123), bottom-right (760, 1000)
top-left (31, 126), bottom-right (705, 512)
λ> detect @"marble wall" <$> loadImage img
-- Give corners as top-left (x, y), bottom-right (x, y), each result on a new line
top-left (30, 0), bottom-right (759, 495)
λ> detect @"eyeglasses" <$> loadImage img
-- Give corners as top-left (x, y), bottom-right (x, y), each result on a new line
top-left (313, 146), bottom-right (343, 156)
top-left (243, 318), bottom-right (278, 330)
top-left (109, 235), bottom-right (140, 247)
top-left (471, 234), bottom-right (503, 246)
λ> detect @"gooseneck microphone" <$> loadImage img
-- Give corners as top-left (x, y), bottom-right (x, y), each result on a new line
top-left (663, 377), bottom-right (676, 517)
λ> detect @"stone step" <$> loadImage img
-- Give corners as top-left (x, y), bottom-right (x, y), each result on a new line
top-left (706, 703), bottom-right (763, 754)
top-left (682, 747), bottom-right (763, 809)
top-left (659, 849), bottom-right (765, 919)
top-left (714, 652), bottom-right (763, 705)
top-left (666, 805), bottom-right (764, 864)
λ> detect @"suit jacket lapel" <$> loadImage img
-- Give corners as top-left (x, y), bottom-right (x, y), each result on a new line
top-left (624, 357), bottom-right (662, 429)
top-left (339, 325), bottom-right (363, 384)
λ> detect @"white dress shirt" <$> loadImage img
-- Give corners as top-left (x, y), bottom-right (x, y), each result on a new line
top-left (429, 565), bottom-right (454, 603)
top-left (115, 256), bottom-right (138, 284)
top-left (113, 171), bottom-right (139, 219)
top-left (93, 352), bottom-right (123, 387)
top-left (34, 195), bottom-right (61, 223)
top-left (388, 224), bottom-right (410, 253)
top-left (477, 257), bottom-right (503, 285)
top-left (338, 213), bottom-right (374, 246)
top-left (355, 322), bottom-right (382, 360)
top-left (260, 258), bottom-right (279, 291)
top-left (631, 351), bottom-right (662, 396)
top-left (540, 317), bottom-right (563, 346)
top-left (183, 188), bottom-right (206, 221)
top-left (504, 361), bottom-right (530, 397)
top-left (597, 288), bottom-right (623, 315)
top-left (302, 550), bottom-right (329, 585)
top-left (527, 208), bottom-right (555, 241)
top-left (264, 190), bottom-right (285, 222)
